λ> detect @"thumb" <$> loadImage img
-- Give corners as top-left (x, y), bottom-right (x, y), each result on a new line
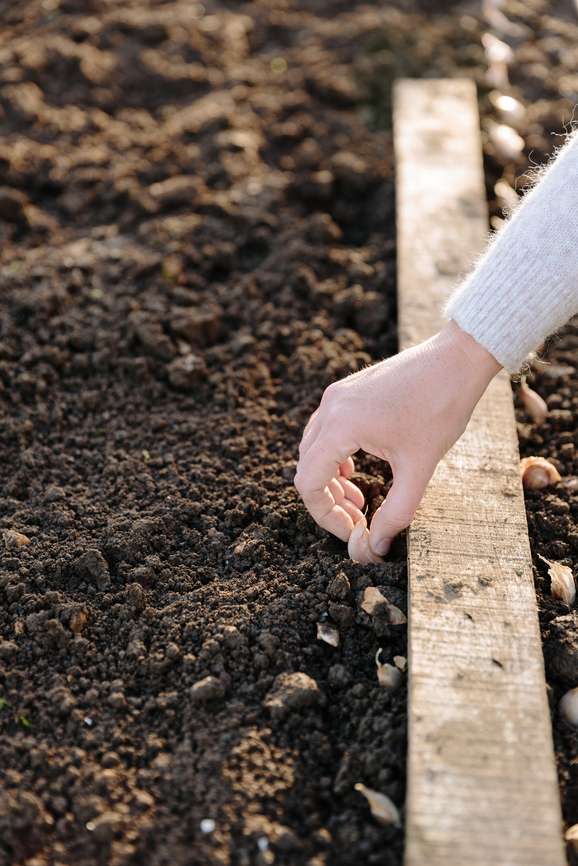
top-left (368, 466), bottom-right (431, 557)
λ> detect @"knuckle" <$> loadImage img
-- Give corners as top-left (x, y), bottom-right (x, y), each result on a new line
top-left (387, 509), bottom-right (416, 531)
top-left (293, 468), bottom-right (306, 495)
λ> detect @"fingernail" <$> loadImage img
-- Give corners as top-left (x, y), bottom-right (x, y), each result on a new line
top-left (375, 538), bottom-right (391, 556)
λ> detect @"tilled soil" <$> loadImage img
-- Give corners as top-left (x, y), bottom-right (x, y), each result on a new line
top-left (1, 0), bottom-right (578, 865)
top-left (517, 333), bottom-right (578, 866)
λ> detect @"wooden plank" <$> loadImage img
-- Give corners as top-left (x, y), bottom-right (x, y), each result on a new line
top-left (394, 79), bottom-right (565, 866)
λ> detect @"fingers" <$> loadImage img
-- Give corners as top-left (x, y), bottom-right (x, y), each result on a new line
top-left (368, 463), bottom-right (433, 557)
top-left (295, 445), bottom-right (363, 542)
top-left (340, 475), bottom-right (364, 510)
top-left (339, 457), bottom-right (356, 479)
top-left (348, 517), bottom-right (385, 565)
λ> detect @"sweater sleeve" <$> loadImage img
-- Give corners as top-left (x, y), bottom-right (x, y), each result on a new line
top-left (444, 131), bottom-right (578, 373)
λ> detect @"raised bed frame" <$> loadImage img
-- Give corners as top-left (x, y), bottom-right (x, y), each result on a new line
top-left (394, 78), bottom-right (565, 866)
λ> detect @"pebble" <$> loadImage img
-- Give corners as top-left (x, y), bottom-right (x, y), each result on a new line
top-left (327, 664), bottom-right (352, 690)
top-left (264, 672), bottom-right (320, 720)
top-left (200, 818), bottom-right (216, 834)
top-left (316, 622), bottom-right (339, 646)
top-left (74, 549), bottom-right (111, 592)
top-left (0, 640), bottom-right (19, 659)
top-left (167, 353), bottom-right (206, 390)
top-left (190, 675), bottom-right (226, 702)
top-left (328, 602), bottom-right (354, 626)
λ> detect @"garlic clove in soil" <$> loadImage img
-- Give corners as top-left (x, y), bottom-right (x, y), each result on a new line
top-left (354, 783), bottom-right (402, 828)
top-left (348, 517), bottom-right (385, 565)
top-left (538, 555), bottom-right (576, 605)
top-left (361, 586), bottom-right (387, 615)
top-left (375, 649), bottom-right (404, 690)
top-left (376, 663), bottom-right (404, 690)
top-left (565, 823), bottom-right (578, 851)
top-left (362, 586), bottom-right (407, 625)
top-left (520, 456), bottom-right (561, 489)
top-left (316, 621), bottom-right (339, 647)
top-left (520, 381), bottom-right (548, 424)
top-left (2, 529), bottom-right (31, 548)
top-left (560, 687), bottom-right (578, 727)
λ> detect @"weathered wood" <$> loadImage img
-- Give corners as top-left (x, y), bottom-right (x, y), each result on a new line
top-left (394, 78), bottom-right (565, 866)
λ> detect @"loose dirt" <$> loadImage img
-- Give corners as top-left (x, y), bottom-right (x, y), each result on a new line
top-left (1, 1), bottom-right (578, 864)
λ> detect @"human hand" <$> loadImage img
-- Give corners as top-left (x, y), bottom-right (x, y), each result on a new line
top-left (294, 321), bottom-right (501, 560)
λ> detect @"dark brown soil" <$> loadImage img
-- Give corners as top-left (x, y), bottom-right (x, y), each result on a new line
top-left (517, 331), bottom-right (578, 866)
top-left (1, 1), bottom-right (577, 864)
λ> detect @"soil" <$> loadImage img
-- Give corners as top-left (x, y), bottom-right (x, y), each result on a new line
top-left (1, 0), bottom-right (578, 865)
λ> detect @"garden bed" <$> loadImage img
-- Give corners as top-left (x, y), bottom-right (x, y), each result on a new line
top-left (1, 1), bottom-right (577, 865)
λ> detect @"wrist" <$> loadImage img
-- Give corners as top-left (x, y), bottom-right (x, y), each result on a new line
top-left (437, 319), bottom-right (502, 387)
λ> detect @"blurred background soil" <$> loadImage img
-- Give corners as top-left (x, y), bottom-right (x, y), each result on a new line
top-left (1, 0), bottom-right (578, 864)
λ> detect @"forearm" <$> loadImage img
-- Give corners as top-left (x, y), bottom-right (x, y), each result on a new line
top-left (446, 131), bottom-right (578, 373)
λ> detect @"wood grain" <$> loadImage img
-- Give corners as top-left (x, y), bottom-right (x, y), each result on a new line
top-left (394, 79), bottom-right (565, 866)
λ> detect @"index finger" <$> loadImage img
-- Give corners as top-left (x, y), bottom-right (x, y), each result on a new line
top-left (294, 442), bottom-right (363, 541)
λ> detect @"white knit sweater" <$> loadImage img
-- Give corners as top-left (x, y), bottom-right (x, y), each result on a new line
top-left (445, 131), bottom-right (578, 373)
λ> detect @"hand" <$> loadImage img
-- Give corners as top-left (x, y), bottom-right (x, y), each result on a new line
top-left (294, 321), bottom-right (501, 559)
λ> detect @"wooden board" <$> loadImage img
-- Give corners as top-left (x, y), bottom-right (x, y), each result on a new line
top-left (394, 78), bottom-right (565, 866)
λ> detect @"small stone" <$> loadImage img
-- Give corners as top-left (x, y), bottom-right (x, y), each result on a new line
top-left (167, 353), bottom-right (206, 390)
top-left (5, 582), bottom-right (26, 602)
top-left (258, 631), bottom-right (279, 657)
top-left (107, 692), bottom-right (127, 711)
top-left (170, 305), bottom-right (222, 347)
top-left (45, 485), bottom-right (66, 502)
top-left (328, 602), bottom-right (354, 626)
top-left (200, 818), bottom-right (216, 834)
top-left (222, 625), bottom-right (245, 650)
top-left (317, 622), bottom-right (339, 646)
top-left (0, 640), bottom-right (19, 659)
top-left (327, 572), bottom-right (351, 601)
top-left (26, 611), bottom-right (49, 634)
top-left (264, 672), bottom-right (320, 720)
top-left (73, 549), bottom-right (110, 591)
top-left (327, 664), bottom-right (352, 690)
top-left (101, 751), bottom-right (120, 768)
top-left (129, 312), bottom-right (176, 361)
top-left (190, 675), bottom-right (226, 703)
top-left (126, 582), bottom-right (146, 611)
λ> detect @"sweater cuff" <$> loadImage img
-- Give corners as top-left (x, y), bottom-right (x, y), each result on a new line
top-left (444, 130), bottom-right (578, 374)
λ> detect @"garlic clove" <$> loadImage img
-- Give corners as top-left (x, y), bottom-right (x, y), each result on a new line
top-left (376, 663), bottom-right (404, 690)
top-left (538, 554), bottom-right (576, 605)
top-left (560, 687), bottom-right (578, 727)
top-left (361, 586), bottom-right (407, 624)
top-left (520, 381), bottom-right (548, 424)
top-left (316, 622), bottom-right (339, 647)
top-left (520, 456), bottom-right (561, 489)
top-left (2, 529), bottom-right (31, 548)
top-left (361, 586), bottom-right (387, 614)
top-left (564, 823), bottom-right (578, 851)
top-left (348, 517), bottom-right (385, 565)
top-left (354, 783), bottom-right (402, 828)
top-left (386, 603), bottom-right (407, 625)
